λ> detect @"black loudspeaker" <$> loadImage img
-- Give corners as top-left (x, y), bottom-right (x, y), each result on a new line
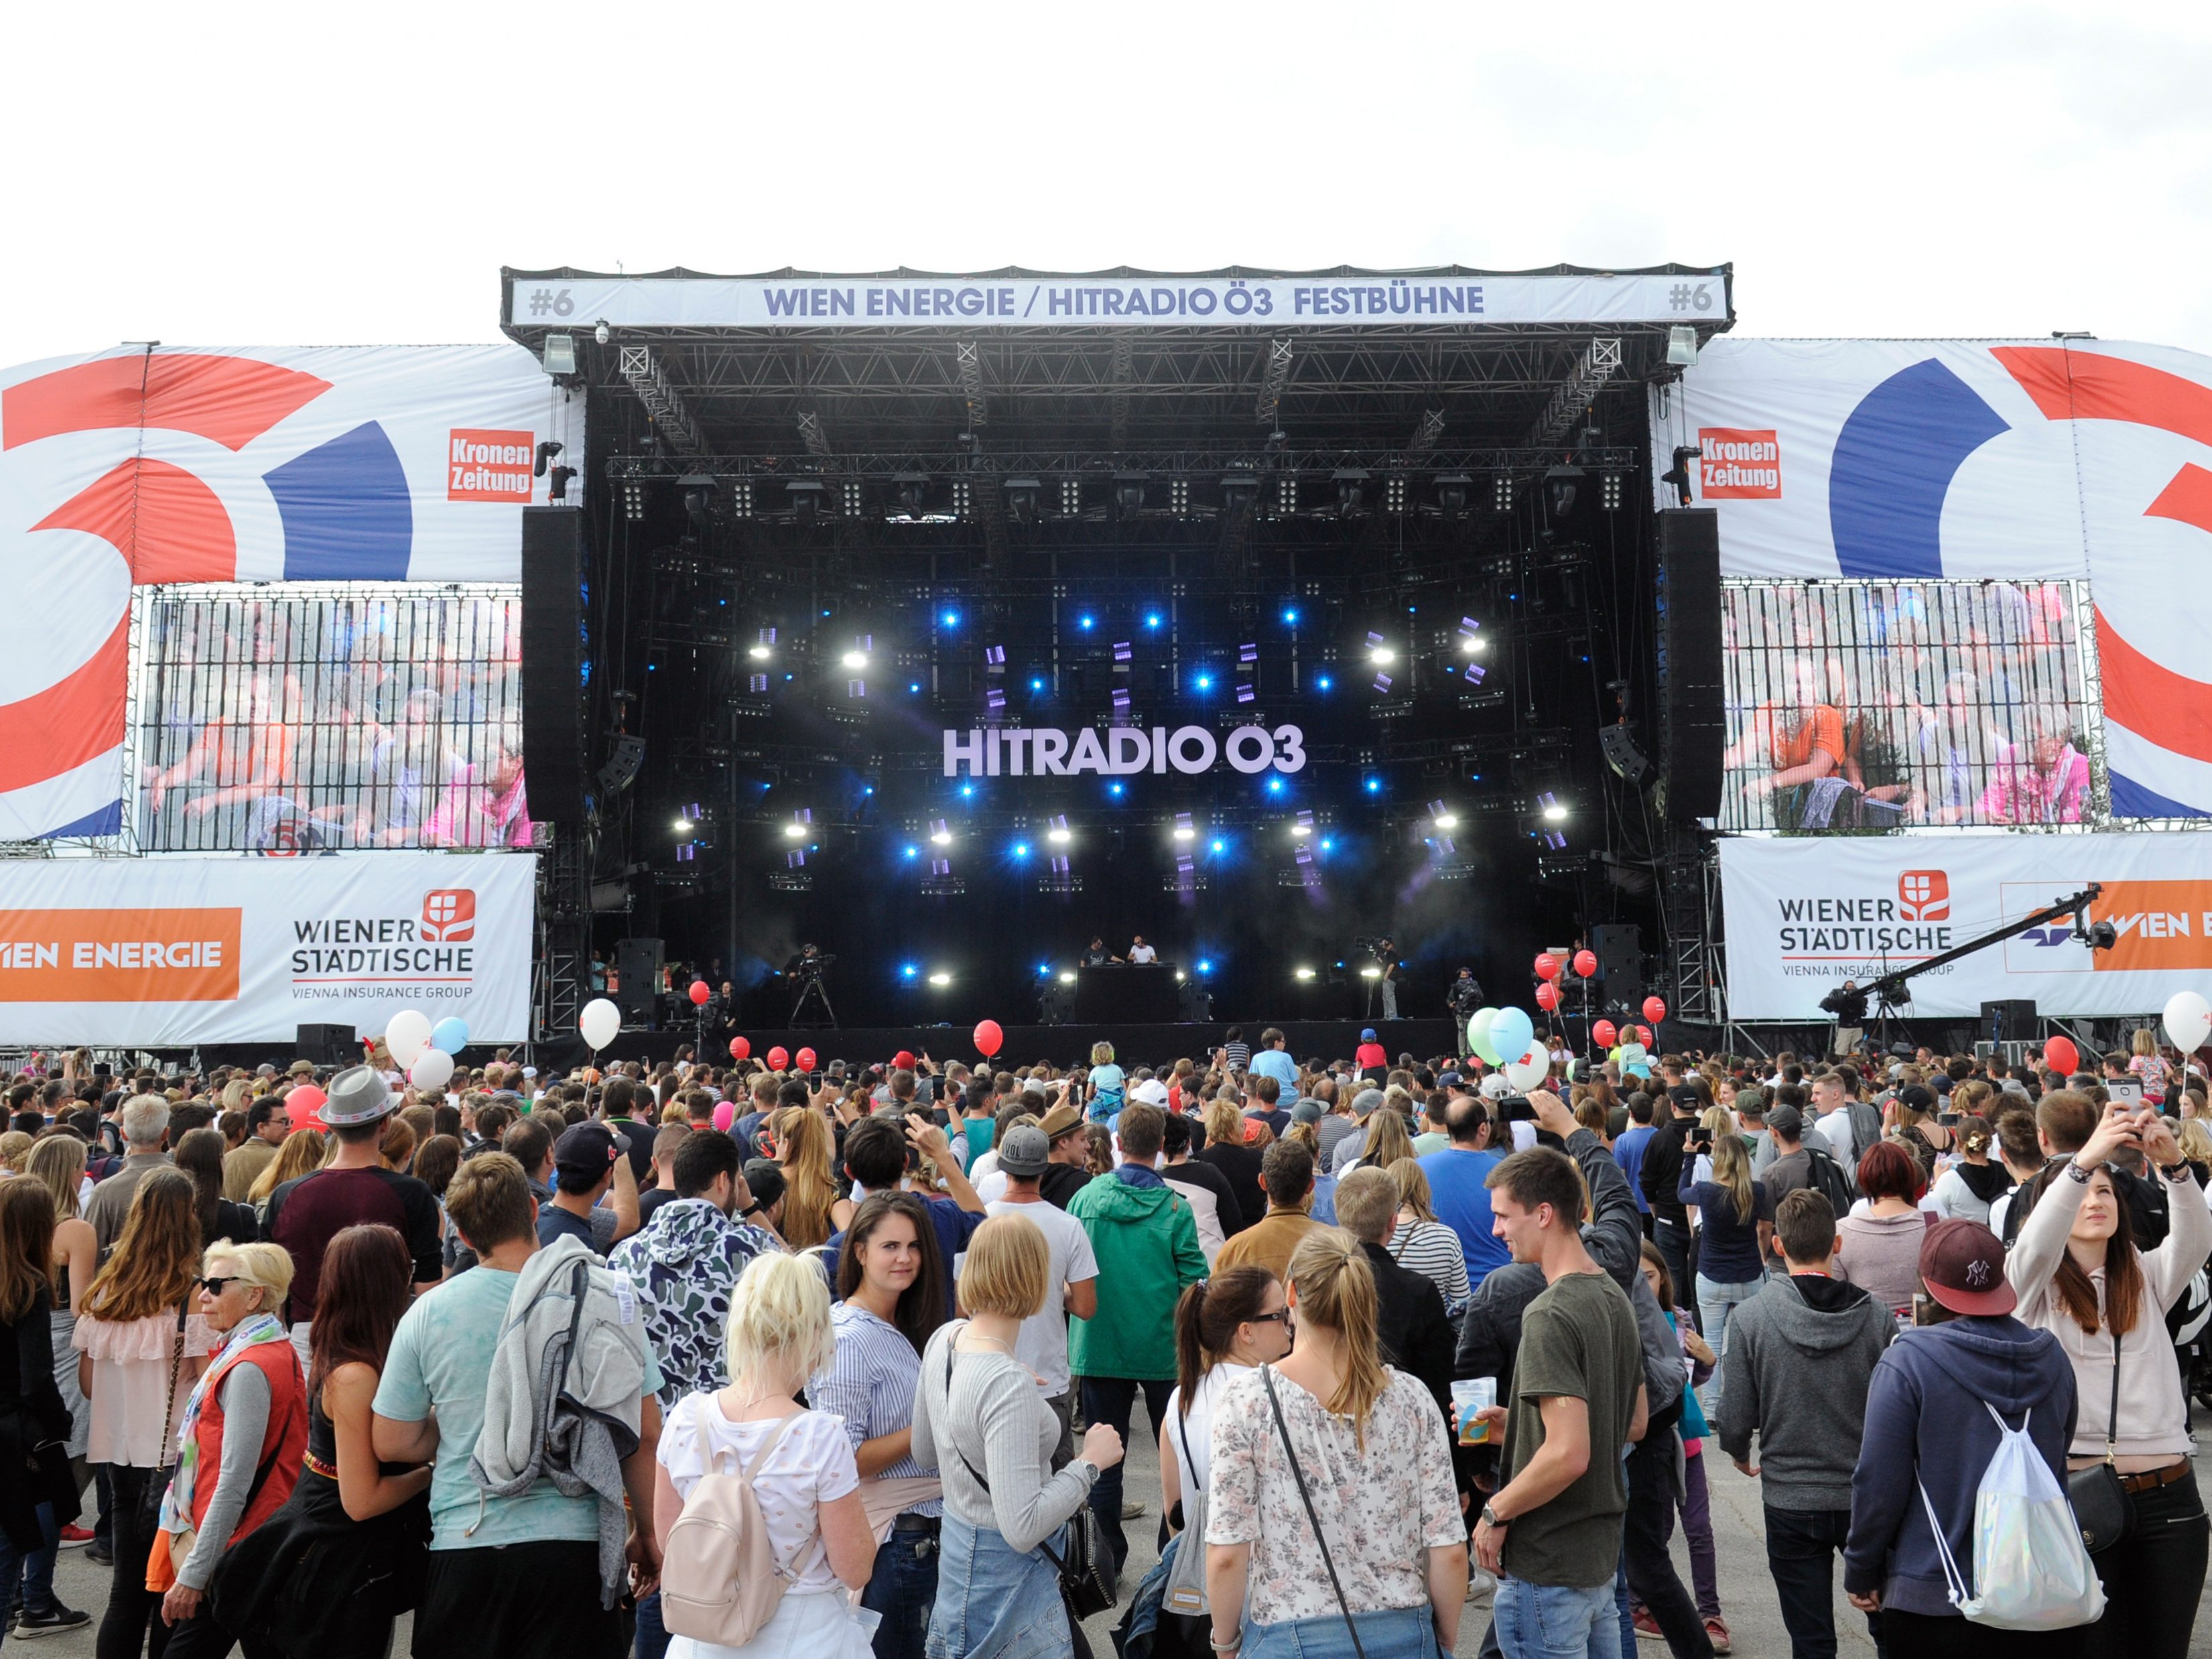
top-left (614, 937), bottom-right (664, 1025)
top-left (1654, 509), bottom-right (1723, 821)
top-left (294, 1023), bottom-right (356, 1066)
top-left (521, 507), bottom-right (588, 823)
top-left (1980, 1000), bottom-right (2040, 1043)
top-left (1591, 924), bottom-right (1646, 1018)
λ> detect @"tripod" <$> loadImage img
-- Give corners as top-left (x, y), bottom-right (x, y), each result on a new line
top-left (790, 974), bottom-right (837, 1029)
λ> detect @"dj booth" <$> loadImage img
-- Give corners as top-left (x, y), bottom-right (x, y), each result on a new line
top-left (1069, 964), bottom-right (1183, 1023)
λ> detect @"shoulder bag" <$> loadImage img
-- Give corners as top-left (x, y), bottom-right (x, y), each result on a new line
top-left (135, 1297), bottom-right (191, 1542)
top-left (2064, 1327), bottom-right (2134, 1552)
top-left (1261, 1366), bottom-right (1368, 1659)
top-left (1159, 1404), bottom-right (1210, 1617)
top-left (942, 1336), bottom-right (1116, 1618)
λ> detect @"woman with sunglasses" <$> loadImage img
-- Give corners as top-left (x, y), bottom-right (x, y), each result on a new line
top-left (148, 1240), bottom-right (307, 1658)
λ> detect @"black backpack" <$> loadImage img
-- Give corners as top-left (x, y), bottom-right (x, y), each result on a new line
top-left (1803, 1146), bottom-right (1857, 1219)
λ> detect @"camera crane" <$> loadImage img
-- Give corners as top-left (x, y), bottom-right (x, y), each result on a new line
top-left (1840, 882), bottom-right (2113, 1020)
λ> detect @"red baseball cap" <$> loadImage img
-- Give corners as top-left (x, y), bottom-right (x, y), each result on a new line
top-left (1919, 1219), bottom-right (2016, 1317)
top-left (893, 1051), bottom-right (917, 1071)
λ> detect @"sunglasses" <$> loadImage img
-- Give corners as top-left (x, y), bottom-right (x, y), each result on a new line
top-left (199, 1276), bottom-right (244, 1297)
top-left (1248, 1310), bottom-right (1291, 1326)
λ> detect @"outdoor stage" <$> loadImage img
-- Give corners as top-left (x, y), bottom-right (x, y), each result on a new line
top-left (578, 1016), bottom-right (1459, 1071)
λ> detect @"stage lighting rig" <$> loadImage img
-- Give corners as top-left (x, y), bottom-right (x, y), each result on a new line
top-left (1220, 472), bottom-right (1258, 514)
top-left (1434, 474), bottom-right (1472, 515)
top-left (895, 473), bottom-right (929, 517)
top-left (1661, 446), bottom-right (1699, 507)
top-left (785, 479), bottom-right (827, 523)
top-left (1114, 470), bottom-right (1149, 517)
top-left (1004, 477), bottom-right (1041, 524)
top-left (1543, 464), bottom-right (1584, 520)
top-left (1331, 468), bottom-right (1369, 517)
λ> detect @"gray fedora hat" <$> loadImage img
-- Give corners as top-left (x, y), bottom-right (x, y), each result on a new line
top-left (320, 1064), bottom-right (399, 1128)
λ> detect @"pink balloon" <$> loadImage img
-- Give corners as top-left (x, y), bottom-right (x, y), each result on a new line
top-left (766, 1047), bottom-right (789, 1070)
top-left (974, 1019), bottom-right (1004, 1059)
top-left (712, 1100), bottom-right (736, 1133)
top-left (795, 1047), bottom-right (818, 1073)
top-left (689, 980), bottom-right (710, 1006)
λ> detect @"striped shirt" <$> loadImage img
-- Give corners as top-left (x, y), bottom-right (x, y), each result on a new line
top-left (1388, 1217), bottom-right (1472, 1315)
top-left (809, 1302), bottom-right (942, 1516)
top-left (1224, 1042), bottom-right (1250, 1075)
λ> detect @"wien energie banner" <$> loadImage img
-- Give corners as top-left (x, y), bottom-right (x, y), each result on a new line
top-left (0, 852), bottom-right (533, 1045)
top-left (1719, 834), bottom-right (2212, 1021)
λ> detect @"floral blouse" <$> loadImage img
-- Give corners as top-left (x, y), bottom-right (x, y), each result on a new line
top-left (1205, 1364), bottom-right (1460, 1625)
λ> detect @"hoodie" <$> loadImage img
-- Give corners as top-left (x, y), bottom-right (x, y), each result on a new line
top-left (1843, 1317), bottom-right (2076, 1618)
top-left (1715, 1274), bottom-right (1894, 1511)
top-left (1067, 1169), bottom-right (1208, 1380)
top-left (608, 1197), bottom-right (779, 1409)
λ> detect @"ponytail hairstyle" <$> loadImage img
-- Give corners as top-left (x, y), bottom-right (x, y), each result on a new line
top-left (1173, 1267), bottom-right (1280, 1416)
top-left (1283, 1229), bottom-right (1388, 1447)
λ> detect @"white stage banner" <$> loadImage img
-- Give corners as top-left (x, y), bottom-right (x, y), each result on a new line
top-left (1653, 336), bottom-right (2212, 818)
top-left (1719, 833), bottom-right (2212, 1020)
top-left (511, 271), bottom-right (1729, 330)
top-left (0, 852), bottom-right (535, 1046)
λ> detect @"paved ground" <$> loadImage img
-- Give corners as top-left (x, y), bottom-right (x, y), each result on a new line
top-left (29, 1418), bottom-right (2212, 1656)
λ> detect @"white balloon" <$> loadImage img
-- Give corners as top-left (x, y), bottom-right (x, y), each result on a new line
top-left (2165, 991), bottom-right (2212, 1053)
top-left (384, 1010), bottom-right (434, 1068)
top-left (409, 1049), bottom-right (456, 1091)
top-left (1504, 1049), bottom-right (1551, 1093)
top-left (579, 997), bottom-right (623, 1051)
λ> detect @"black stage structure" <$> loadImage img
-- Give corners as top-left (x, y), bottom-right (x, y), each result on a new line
top-left (501, 265), bottom-right (1734, 1048)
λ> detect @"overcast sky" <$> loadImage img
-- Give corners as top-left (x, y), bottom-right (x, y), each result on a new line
top-left (3, 2), bottom-right (2206, 364)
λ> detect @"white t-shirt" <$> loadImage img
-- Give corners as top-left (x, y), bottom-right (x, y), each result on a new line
top-left (984, 1197), bottom-right (1098, 1396)
top-left (1128, 943), bottom-right (1158, 964)
top-left (1163, 1361), bottom-right (1252, 1507)
top-left (1815, 1107), bottom-right (1858, 1165)
top-left (657, 1396), bottom-right (856, 1593)
top-left (973, 1169), bottom-right (1011, 1206)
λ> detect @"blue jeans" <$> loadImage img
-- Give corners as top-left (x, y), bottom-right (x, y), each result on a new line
top-left (863, 1518), bottom-right (940, 1659)
top-left (2, 1502), bottom-right (60, 1618)
top-left (633, 1589), bottom-right (670, 1659)
top-left (1243, 1605), bottom-right (1439, 1659)
top-left (1494, 1577), bottom-right (1620, 1659)
top-left (1693, 1274), bottom-right (1761, 1417)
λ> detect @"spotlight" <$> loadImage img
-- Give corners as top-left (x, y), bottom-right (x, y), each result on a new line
top-left (1057, 971), bottom-right (1077, 984)
top-left (1210, 838), bottom-right (1226, 854)
top-left (673, 817), bottom-right (692, 835)
top-left (1113, 470), bottom-right (1149, 516)
top-left (931, 830), bottom-right (953, 846)
top-left (747, 644), bottom-right (771, 661)
top-left (1281, 607), bottom-right (1299, 625)
top-left (842, 650), bottom-right (868, 670)
top-left (928, 971), bottom-right (952, 986)
top-left (1360, 964), bottom-right (1382, 980)
top-left (1290, 823), bottom-right (1311, 838)
top-left (1195, 673), bottom-right (1214, 691)
top-left (1145, 612), bottom-right (1163, 630)
top-left (1331, 468), bottom-right (1368, 515)
top-left (782, 823), bottom-right (805, 839)
top-left (1059, 477), bottom-right (1082, 515)
top-left (541, 334), bottom-right (578, 377)
top-left (904, 845), bottom-right (919, 858)
top-left (1195, 959), bottom-right (1213, 976)
top-left (1384, 474), bottom-right (1408, 514)
top-left (939, 608), bottom-right (961, 628)
top-left (678, 472), bottom-right (716, 527)
top-left (786, 478), bottom-right (827, 521)
top-left (1433, 813), bottom-right (1458, 830)
top-left (1172, 823), bottom-right (1195, 842)
top-left (1047, 826), bottom-right (1071, 845)
top-left (1543, 803), bottom-right (1567, 821)
top-left (1265, 777), bottom-right (1283, 795)
top-left (1601, 473), bottom-right (1624, 512)
top-left (1319, 837), bottom-right (1335, 852)
top-left (1435, 473), bottom-right (1472, 515)
top-left (1315, 675), bottom-right (1332, 691)
top-left (1492, 473), bottom-right (1515, 513)
top-left (1369, 645), bottom-right (1395, 666)
top-left (1295, 966), bottom-right (1316, 981)
top-left (901, 964), bottom-right (919, 980)
top-left (1364, 777), bottom-right (1381, 795)
top-left (1544, 464), bottom-right (1585, 520)
top-left (1003, 477), bottom-right (1040, 524)
top-left (1667, 324), bottom-right (1699, 367)
top-left (1078, 614), bottom-right (1096, 631)
top-left (1011, 842), bottom-right (1030, 858)
top-left (594, 320), bottom-right (612, 346)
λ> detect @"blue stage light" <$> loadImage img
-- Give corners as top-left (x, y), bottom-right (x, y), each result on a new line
top-left (1012, 842), bottom-right (1030, 858)
top-left (863, 786), bottom-right (874, 796)
top-left (1364, 777), bottom-right (1381, 794)
top-left (1145, 612), bottom-right (1163, 629)
top-left (1037, 964), bottom-right (1050, 976)
top-left (1197, 959), bottom-right (1214, 975)
top-left (1320, 837), bottom-right (1335, 852)
top-left (1316, 675), bottom-right (1332, 691)
top-left (909, 682), bottom-right (921, 693)
top-left (1108, 781), bottom-right (1124, 797)
top-left (1210, 838), bottom-right (1226, 854)
top-left (1195, 673), bottom-right (1214, 691)
top-left (1265, 777), bottom-right (1284, 795)
top-left (1078, 613), bottom-right (1096, 631)
top-left (1031, 677), bottom-right (1045, 691)
top-left (1282, 606), bottom-right (1299, 624)
top-left (940, 609), bottom-right (961, 628)
top-left (904, 845), bottom-right (919, 859)
top-left (960, 784), bottom-right (975, 798)
top-left (901, 963), bottom-right (919, 979)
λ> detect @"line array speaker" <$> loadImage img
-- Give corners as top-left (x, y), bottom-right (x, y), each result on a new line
top-left (614, 937), bottom-right (664, 1026)
top-left (1654, 508), bottom-right (1723, 821)
top-left (1591, 923), bottom-right (1646, 1019)
top-left (521, 506), bottom-right (588, 823)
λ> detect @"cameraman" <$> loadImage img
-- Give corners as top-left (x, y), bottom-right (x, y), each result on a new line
top-left (1376, 936), bottom-right (1401, 1020)
top-left (1448, 967), bottom-right (1484, 1021)
top-left (1820, 980), bottom-right (1869, 1057)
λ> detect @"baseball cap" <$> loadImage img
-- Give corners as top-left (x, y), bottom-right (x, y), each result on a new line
top-left (1360, 1028), bottom-right (1377, 1043)
top-left (741, 1159), bottom-right (786, 1214)
top-left (1130, 1077), bottom-right (1170, 1108)
top-left (1766, 1104), bottom-right (1805, 1141)
top-left (1920, 1219), bottom-right (2016, 1317)
top-left (554, 1122), bottom-right (620, 1174)
top-left (1437, 1071), bottom-right (1463, 1090)
top-left (997, 1124), bottom-right (1051, 1178)
top-left (1037, 1104), bottom-right (1085, 1142)
top-left (1900, 1084), bottom-right (1936, 1114)
top-left (1291, 1098), bottom-right (1323, 1126)
top-left (1351, 1087), bottom-right (1384, 1118)
top-left (892, 1050), bottom-right (917, 1071)
top-left (1480, 1073), bottom-right (1512, 1101)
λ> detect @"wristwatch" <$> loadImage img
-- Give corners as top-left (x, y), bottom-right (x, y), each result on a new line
top-left (1480, 1504), bottom-right (1509, 1529)
top-left (1069, 1458), bottom-right (1100, 1483)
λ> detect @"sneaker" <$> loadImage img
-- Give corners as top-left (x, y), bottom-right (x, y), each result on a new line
top-left (1631, 1606), bottom-right (1664, 1640)
top-left (1703, 1617), bottom-right (1732, 1655)
top-left (1465, 1565), bottom-right (1496, 1603)
top-left (13, 1604), bottom-right (92, 1638)
top-left (84, 1540), bottom-right (113, 1567)
top-left (1120, 1498), bottom-right (1147, 1520)
top-left (56, 1524), bottom-right (95, 1548)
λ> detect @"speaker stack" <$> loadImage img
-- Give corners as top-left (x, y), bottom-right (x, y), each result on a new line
top-left (520, 507), bottom-right (588, 823)
top-left (1654, 509), bottom-right (1723, 822)
top-left (614, 938), bottom-right (665, 1026)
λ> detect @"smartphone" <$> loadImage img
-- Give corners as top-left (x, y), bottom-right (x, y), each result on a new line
top-left (2108, 1080), bottom-right (2145, 1107)
top-left (1939, 1110), bottom-right (1961, 1127)
top-left (92, 1062), bottom-right (111, 1079)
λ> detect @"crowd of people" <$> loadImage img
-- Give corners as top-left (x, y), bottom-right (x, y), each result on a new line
top-left (0, 1026), bottom-right (2208, 1658)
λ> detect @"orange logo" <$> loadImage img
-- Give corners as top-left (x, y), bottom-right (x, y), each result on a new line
top-left (0, 907), bottom-right (241, 1002)
top-left (2084, 881), bottom-right (2212, 972)
top-left (1898, 870), bottom-right (1950, 921)
top-left (447, 429), bottom-right (535, 502)
top-left (421, 890), bottom-right (476, 943)
top-left (1699, 427), bottom-right (1782, 499)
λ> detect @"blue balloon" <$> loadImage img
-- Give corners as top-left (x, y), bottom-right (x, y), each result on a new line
top-left (430, 1017), bottom-right (470, 1055)
top-left (1488, 1007), bottom-right (1535, 1067)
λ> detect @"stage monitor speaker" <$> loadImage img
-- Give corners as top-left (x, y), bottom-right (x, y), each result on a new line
top-left (1980, 999), bottom-right (2040, 1044)
top-left (1654, 509), bottom-right (1723, 821)
top-left (521, 506), bottom-right (587, 823)
top-left (614, 937), bottom-right (664, 1026)
top-left (294, 1023), bottom-right (356, 1067)
top-left (1591, 924), bottom-right (1646, 1018)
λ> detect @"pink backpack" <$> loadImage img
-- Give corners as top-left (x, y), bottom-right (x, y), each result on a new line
top-left (659, 1409), bottom-right (825, 1647)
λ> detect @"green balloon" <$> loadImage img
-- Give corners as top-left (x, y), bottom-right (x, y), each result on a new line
top-left (1468, 1007), bottom-right (1502, 1065)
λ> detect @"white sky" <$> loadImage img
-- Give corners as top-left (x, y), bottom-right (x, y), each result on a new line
top-left (3, 1), bottom-right (2207, 363)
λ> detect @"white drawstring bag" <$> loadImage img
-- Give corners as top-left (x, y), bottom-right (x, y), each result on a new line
top-left (1916, 1402), bottom-right (2105, 1630)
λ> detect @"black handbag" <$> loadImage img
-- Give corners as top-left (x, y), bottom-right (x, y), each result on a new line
top-left (942, 1337), bottom-right (1117, 1619)
top-left (1262, 1366), bottom-right (1370, 1659)
top-left (2065, 1326), bottom-right (2135, 1554)
top-left (133, 1297), bottom-right (190, 1540)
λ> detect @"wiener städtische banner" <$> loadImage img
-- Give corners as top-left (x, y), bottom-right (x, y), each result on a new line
top-left (1648, 336), bottom-right (2212, 817)
top-left (0, 344), bottom-right (577, 842)
top-left (1719, 833), bottom-right (2212, 1021)
top-left (0, 852), bottom-right (534, 1045)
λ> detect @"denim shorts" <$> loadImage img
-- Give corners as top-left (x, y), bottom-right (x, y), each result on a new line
top-left (1493, 1575), bottom-right (1620, 1659)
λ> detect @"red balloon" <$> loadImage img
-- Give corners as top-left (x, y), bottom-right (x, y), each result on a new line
top-left (285, 1085), bottom-right (327, 1130)
top-left (974, 1019), bottom-right (1004, 1059)
top-left (2044, 1035), bottom-right (2079, 1077)
top-left (1592, 1019), bottom-right (1618, 1047)
top-left (1535, 982), bottom-right (1561, 1011)
top-left (689, 980), bottom-right (710, 1006)
top-left (1572, 949), bottom-right (1598, 978)
top-left (1642, 996), bottom-right (1668, 1024)
top-left (1533, 953), bottom-right (1560, 981)
top-left (766, 1046), bottom-right (789, 1070)
top-left (729, 1036), bottom-right (751, 1060)
top-left (795, 1047), bottom-right (818, 1073)
top-left (1636, 1025), bottom-right (1654, 1047)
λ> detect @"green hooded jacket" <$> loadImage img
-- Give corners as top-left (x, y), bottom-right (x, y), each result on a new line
top-left (1067, 1171), bottom-right (1210, 1380)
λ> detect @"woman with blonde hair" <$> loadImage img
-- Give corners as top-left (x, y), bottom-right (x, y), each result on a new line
top-left (249, 1129), bottom-right (326, 1213)
top-left (1677, 1127), bottom-right (1771, 1416)
top-left (1382, 1158), bottom-right (1470, 1315)
top-left (1343, 1102), bottom-right (1415, 1175)
top-left (775, 1108), bottom-right (840, 1249)
top-left (1198, 1100), bottom-right (1266, 1235)
top-left (916, 1215), bottom-right (1123, 1659)
top-left (653, 1249), bottom-right (881, 1659)
top-left (1206, 1230), bottom-right (1465, 1659)
top-left (1928, 1116), bottom-right (2008, 1223)
top-left (2130, 1026), bottom-right (2173, 1095)
top-left (76, 1169), bottom-right (215, 1659)
top-left (147, 1239), bottom-right (307, 1654)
